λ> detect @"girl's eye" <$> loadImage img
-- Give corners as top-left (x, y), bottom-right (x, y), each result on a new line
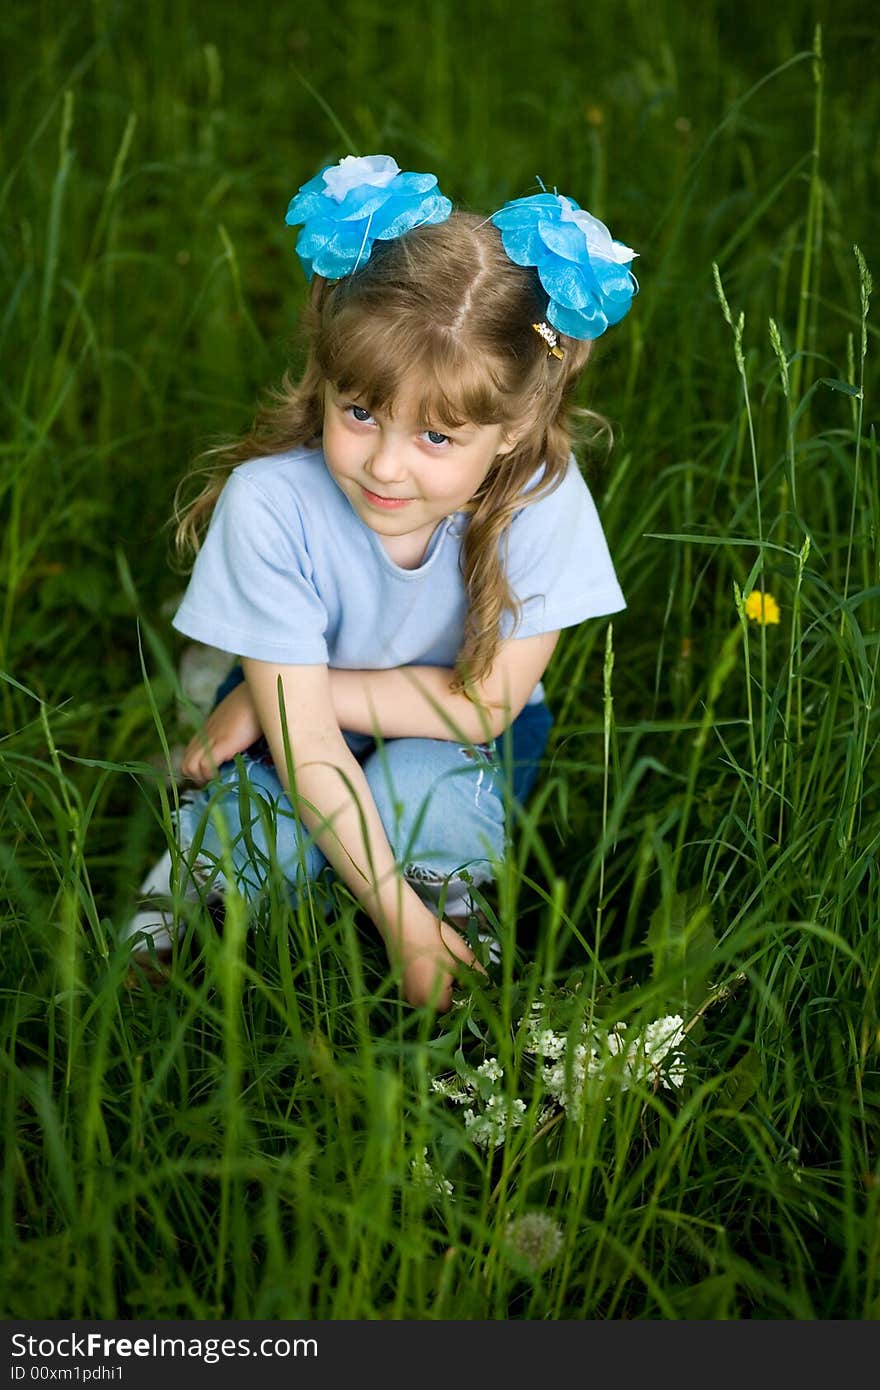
top-left (423, 429), bottom-right (451, 447)
top-left (348, 404), bottom-right (374, 423)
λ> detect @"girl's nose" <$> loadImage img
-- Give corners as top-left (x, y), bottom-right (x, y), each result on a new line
top-left (365, 438), bottom-right (408, 484)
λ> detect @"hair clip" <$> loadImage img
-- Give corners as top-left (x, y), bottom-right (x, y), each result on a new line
top-left (532, 321), bottom-right (565, 360)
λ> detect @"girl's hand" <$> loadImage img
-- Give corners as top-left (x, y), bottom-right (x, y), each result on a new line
top-left (181, 681), bottom-right (263, 784)
top-left (395, 916), bottom-right (487, 1012)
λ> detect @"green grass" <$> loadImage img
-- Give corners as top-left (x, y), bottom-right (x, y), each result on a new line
top-left (1, 0), bottom-right (879, 1319)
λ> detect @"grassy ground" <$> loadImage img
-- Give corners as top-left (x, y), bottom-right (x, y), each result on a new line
top-left (1, 0), bottom-right (878, 1318)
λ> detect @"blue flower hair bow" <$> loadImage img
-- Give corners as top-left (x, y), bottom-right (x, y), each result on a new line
top-left (491, 191), bottom-right (638, 340)
top-left (285, 154), bottom-right (452, 281)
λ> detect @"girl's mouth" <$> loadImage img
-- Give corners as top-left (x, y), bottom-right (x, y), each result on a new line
top-left (360, 485), bottom-right (413, 510)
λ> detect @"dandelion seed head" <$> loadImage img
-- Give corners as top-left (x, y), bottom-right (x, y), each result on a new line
top-left (504, 1212), bottom-right (565, 1273)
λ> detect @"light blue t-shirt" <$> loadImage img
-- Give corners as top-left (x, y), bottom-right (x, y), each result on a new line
top-left (171, 446), bottom-right (625, 703)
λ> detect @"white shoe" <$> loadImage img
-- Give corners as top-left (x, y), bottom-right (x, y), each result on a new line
top-left (121, 848), bottom-right (220, 961)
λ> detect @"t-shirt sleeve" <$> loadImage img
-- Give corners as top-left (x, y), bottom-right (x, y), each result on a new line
top-left (499, 455), bottom-right (626, 639)
top-left (171, 470), bottom-right (330, 664)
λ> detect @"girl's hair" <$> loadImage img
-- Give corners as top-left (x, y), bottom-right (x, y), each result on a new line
top-left (173, 211), bottom-right (612, 690)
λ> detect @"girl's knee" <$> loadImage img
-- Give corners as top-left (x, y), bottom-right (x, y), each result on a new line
top-left (177, 755), bottom-right (326, 899)
top-left (363, 737), bottom-right (506, 870)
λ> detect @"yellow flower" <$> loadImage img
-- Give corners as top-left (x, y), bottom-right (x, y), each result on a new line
top-left (744, 589), bottom-right (781, 625)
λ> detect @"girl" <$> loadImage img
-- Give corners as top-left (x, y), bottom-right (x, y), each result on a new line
top-left (123, 154), bottom-right (635, 1010)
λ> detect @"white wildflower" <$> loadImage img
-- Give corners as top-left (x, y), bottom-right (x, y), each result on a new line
top-left (477, 1057), bottom-right (503, 1082)
top-left (523, 1006), bottom-right (689, 1118)
top-left (431, 1076), bottom-right (470, 1104)
top-left (605, 1023), bottom-right (627, 1058)
top-left (463, 1095), bottom-right (526, 1150)
top-left (525, 1027), bottom-right (566, 1060)
top-left (664, 1053), bottom-right (687, 1090)
top-left (642, 1015), bottom-right (686, 1066)
top-left (622, 1014), bottom-right (687, 1090)
top-left (410, 1147), bottom-right (454, 1198)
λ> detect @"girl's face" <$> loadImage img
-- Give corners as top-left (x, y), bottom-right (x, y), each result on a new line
top-left (321, 382), bottom-right (513, 555)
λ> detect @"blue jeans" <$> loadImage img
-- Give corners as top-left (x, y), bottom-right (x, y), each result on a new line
top-left (176, 665), bottom-right (553, 915)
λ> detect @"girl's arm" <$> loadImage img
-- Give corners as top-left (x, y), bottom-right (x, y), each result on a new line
top-left (181, 678), bottom-right (263, 784)
top-left (330, 630), bottom-right (560, 743)
top-left (184, 631), bottom-right (560, 777)
top-left (240, 657), bottom-right (482, 1011)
